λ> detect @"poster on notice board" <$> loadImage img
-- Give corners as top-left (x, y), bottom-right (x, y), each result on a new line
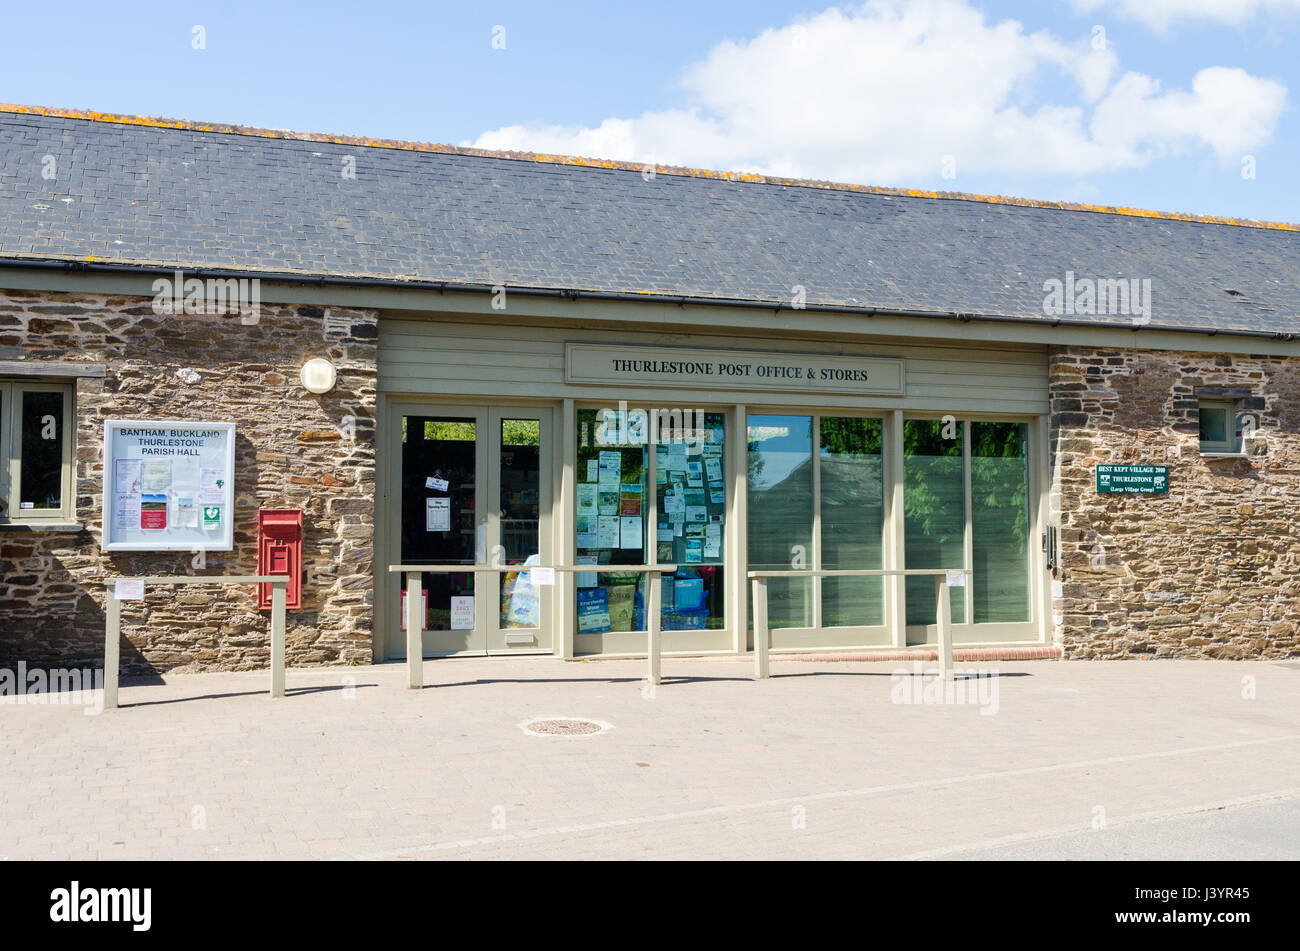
top-left (101, 420), bottom-right (236, 552)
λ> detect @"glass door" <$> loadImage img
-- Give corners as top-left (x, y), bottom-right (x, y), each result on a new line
top-left (391, 404), bottom-right (554, 658)
top-left (397, 407), bottom-right (488, 655)
top-left (488, 410), bottom-right (553, 653)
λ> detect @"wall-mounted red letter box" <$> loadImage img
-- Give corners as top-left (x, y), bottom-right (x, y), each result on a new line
top-left (258, 509), bottom-right (302, 610)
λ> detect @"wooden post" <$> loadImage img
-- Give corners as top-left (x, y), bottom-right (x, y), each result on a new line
top-left (406, 571), bottom-right (423, 689)
top-left (104, 590), bottom-right (121, 710)
top-left (646, 570), bottom-right (662, 686)
top-left (936, 577), bottom-right (954, 682)
top-left (270, 581), bottom-right (286, 698)
top-left (752, 576), bottom-right (770, 680)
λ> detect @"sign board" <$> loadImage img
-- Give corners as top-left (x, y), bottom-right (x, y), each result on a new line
top-left (1095, 464), bottom-right (1168, 495)
top-left (102, 421), bottom-right (236, 551)
top-left (566, 344), bottom-right (905, 396)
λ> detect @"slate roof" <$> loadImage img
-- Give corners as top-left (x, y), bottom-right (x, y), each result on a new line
top-left (1, 104), bottom-right (1298, 338)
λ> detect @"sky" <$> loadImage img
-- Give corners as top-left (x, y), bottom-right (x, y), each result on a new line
top-left (2, 0), bottom-right (1298, 221)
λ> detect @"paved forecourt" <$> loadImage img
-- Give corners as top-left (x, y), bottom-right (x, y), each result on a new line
top-left (1, 656), bottom-right (1297, 860)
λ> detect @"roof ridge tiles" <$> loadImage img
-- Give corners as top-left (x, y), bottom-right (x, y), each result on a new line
top-left (3, 101), bottom-right (1295, 233)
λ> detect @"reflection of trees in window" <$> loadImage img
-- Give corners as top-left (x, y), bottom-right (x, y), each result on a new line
top-left (903, 419), bottom-right (963, 546)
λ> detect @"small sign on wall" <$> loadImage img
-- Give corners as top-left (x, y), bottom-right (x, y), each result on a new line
top-left (1096, 464), bottom-right (1169, 495)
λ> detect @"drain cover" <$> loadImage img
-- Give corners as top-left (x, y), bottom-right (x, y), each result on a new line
top-left (519, 717), bottom-right (612, 737)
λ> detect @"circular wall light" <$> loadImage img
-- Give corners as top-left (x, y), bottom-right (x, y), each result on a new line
top-left (300, 358), bottom-right (337, 394)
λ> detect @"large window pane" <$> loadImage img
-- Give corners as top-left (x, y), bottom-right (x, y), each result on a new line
top-left (401, 416), bottom-right (476, 631)
top-left (904, 419), bottom-right (966, 627)
top-left (19, 390), bottom-right (64, 511)
top-left (499, 418), bottom-right (542, 629)
top-left (657, 412), bottom-right (726, 630)
top-left (747, 415), bottom-right (813, 629)
top-left (820, 417), bottom-right (884, 626)
top-left (971, 422), bottom-right (1031, 623)
top-left (576, 408), bottom-right (648, 633)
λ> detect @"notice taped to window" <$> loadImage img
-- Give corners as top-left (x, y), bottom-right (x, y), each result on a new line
top-left (102, 421), bottom-right (236, 551)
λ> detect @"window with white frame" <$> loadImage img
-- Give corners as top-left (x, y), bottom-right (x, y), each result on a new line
top-left (0, 380), bottom-right (75, 522)
top-left (1198, 398), bottom-right (1239, 454)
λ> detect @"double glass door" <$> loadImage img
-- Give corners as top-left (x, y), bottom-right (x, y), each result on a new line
top-left (392, 404), bottom-right (552, 656)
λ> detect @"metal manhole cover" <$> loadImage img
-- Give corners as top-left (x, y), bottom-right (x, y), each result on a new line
top-left (518, 717), bottom-right (613, 738)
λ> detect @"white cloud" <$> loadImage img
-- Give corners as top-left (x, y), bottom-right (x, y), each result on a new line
top-left (467, 0), bottom-right (1288, 186)
top-left (1070, 0), bottom-right (1300, 31)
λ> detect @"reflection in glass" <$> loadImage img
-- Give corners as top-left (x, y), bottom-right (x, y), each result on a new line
top-left (747, 415), bottom-right (813, 629)
top-left (904, 419), bottom-right (966, 628)
top-left (499, 418), bottom-right (542, 629)
top-left (971, 422), bottom-right (1031, 623)
top-left (401, 416), bottom-right (476, 631)
top-left (19, 390), bottom-right (63, 510)
top-left (820, 417), bottom-right (884, 626)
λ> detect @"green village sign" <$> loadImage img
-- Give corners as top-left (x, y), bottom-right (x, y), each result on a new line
top-left (1096, 464), bottom-right (1169, 495)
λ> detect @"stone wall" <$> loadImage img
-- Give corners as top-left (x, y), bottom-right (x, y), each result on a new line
top-left (1050, 345), bottom-right (1300, 659)
top-left (0, 287), bottom-right (377, 673)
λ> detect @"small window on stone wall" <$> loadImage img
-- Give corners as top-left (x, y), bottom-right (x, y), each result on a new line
top-left (1198, 399), bottom-right (1239, 454)
top-left (0, 379), bottom-right (76, 523)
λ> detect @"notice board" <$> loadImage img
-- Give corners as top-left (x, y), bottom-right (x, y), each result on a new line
top-left (102, 421), bottom-right (236, 551)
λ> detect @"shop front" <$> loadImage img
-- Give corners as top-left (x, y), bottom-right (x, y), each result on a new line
top-left (376, 315), bottom-right (1051, 661)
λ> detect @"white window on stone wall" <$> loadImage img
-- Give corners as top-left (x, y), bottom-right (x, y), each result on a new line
top-left (0, 379), bottom-right (76, 524)
top-left (1198, 398), bottom-right (1240, 455)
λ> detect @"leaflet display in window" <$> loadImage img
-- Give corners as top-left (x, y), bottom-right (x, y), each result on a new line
top-left (102, 421), bottom-right (236, 551)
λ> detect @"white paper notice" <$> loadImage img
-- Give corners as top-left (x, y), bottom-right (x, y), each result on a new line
top-left (619, 516), bottom-right (643, 549)
top-left (176, 497), bottom-right (198, 529)
top-left (113, 494), bottom-right (141, 532)
top-left (450, 596), bottom-right (475, 630)
top-left (586, 459), bottom-right (598, 482)
top-left (115, 579), bottom-right (145, 601)
top-left (529, 566), bottom-right (556, 586)
top-left (142, 461), bottom-right (172, 493)
top-left (198, 468), bottom-right (225, 503)
top-left (114, 459), bottom-right (142, 495)
top-left (576, 554), bottom-right (598, 588)
top-left (945, 570), bottom-right (966, 587)
top-left (426, 497), bottom-right (450, 532)
top-left (576, 483), bottom-right (598, 517)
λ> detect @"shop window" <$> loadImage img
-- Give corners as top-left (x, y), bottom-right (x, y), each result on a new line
top-left (575, 408), bottom-right (650, 634)
top-left (1198, 399), bottom-right (1240, 454)
top-left (747, 415), bottom-right (814, 628)
top-left (0, 381), bottom-right (75, 523)
top-left (655, 412), bottom-right (727, 631)
top-left (903, 418), bottom-right (966, 629)
top-left (820, 417), bottom-right (884, 626)
top-left (971, 422), bottom-right (1031, 623)
top-left (746, 414), bottom-right (885, 632)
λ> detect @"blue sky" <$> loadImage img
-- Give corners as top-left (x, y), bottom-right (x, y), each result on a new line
top-left (2, 0), bottom-right (1298, 221)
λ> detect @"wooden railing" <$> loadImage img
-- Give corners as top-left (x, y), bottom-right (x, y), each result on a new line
top-left (104, 575), bottom-right (289, 709)
top-left (747, 568), bottom-right (971, 681)
top-left (388, 564), bottom-right (678, 689)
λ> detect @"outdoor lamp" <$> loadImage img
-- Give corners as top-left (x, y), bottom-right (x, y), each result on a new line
top-left (300, 357), bottom-right (337, 394)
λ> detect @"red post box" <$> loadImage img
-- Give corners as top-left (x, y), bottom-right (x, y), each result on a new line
top-left (258, 509), bottom-right (302, 610)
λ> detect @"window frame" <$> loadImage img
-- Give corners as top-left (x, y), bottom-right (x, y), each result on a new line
top-left (1198, 398), bottom-right (1239, 455)
top-left (0, 379), bottom-right (76, 524)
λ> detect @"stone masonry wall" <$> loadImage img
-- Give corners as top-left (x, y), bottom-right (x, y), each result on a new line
top-left (1050, 345), bottom-right (1300, 659)
top-left (0, 288), bottom-right (377, 673)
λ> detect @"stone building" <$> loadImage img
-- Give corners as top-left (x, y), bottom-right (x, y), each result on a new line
top-left (1, 103), bottom-right (1297, 673)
